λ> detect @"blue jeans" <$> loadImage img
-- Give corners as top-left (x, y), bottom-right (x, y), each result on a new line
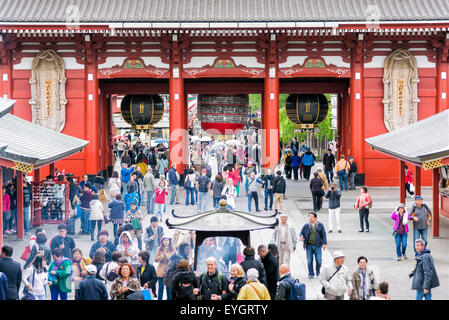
top-left (24, 206), bottom-right (30, 233)
top-left (113, 223), bottom-right (122, 237)
top-left (158, 277), bottom-right (172, 300)
top-left (413, 228), bottom-right (428, 255)
top-left (146, 191), bottom-right (155, 214)
top-left (247, 191), bottom-right (259, 211)
top-left (194, 187), bottom-right (198, 203)
top-left (416, 289), bottom-right (432, 300)
top-left (306, 245), bottom-right (322, 277)
top-left (264, 189), bottom-right (273, 210)
top-left (213, 197), bottom-right (221, 209)
top-left (122, 181), bottom-right (129, 196)
top-left (50, 286), bottom-right (67, 300)
top-left (185, 187), bottom-right (195, 205)
top-left (8, 209), bottom-right (17, 230)
top-left (2, 211), bottom-right (9, 232)
top-left (81, 209), bottom-right (91, 233)
top-left (198, 192), bottom-right (208, 212)
top-left (169, 185), bottom-right (177, 205)
top-left (90, 220), bottom-right (102, 240)
top-left (394, 233), bottom-right (408, 258)
top-left (154, 203), bottom-right (165, 219)
top-left (338, 172), bottom-right (348, 190)
top-left (325, 168), bottom-right (333, 183)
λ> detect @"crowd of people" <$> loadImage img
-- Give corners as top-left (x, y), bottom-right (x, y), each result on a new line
top-left (0, 130), bottom-right (440, 301)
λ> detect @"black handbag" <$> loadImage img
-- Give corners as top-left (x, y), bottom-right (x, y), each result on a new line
top-left (21, 270), bottom-right (36, 300)
top-left (321, 266), bottom-right (341, 295)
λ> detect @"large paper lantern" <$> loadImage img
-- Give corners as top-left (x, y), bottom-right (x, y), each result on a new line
top-left (197, 94), bottom-right (250, 134)
top-left (286, 94), bottom-right (329, 129)
top-left (120, 94), bottom-right (164, 131)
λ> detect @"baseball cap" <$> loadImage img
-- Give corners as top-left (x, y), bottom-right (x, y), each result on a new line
top-left (86, 264), bottom-right (97, 275)
top-left (414, 195), bottom-right (423, 200)
top-left (333, 250), bottom-right (345, 259)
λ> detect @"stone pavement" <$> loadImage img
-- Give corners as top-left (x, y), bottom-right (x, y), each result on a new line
top-left (4, 166), bottom-right (449, 300)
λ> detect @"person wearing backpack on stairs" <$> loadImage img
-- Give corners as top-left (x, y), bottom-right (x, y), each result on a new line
top-left (276, 264), bottom-right (306, 300)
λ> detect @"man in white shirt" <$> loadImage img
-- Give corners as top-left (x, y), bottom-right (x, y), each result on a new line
top-left (270, 214), bottom-right (297, 266)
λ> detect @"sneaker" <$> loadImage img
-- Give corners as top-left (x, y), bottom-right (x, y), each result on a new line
top-left (328, 230), bottom-right (333, 233)
top-left (358, 229), bottom-right (364, 232)
top-left (308, 275), bottom-right (313, 279)
top-left (264, 208), bottom-right (268, 211)
top-left (256, 210), bottom-right (261, 212)
top-left (403, 255), bottom-right (408, 260)
top-left (338, 230), bottom-right (342, 233)
top-left (365, 229), bottom-right (369, 233)
top-left (5, 230), bottom-right (11, 235)
top-left (397, 257), bottom-right (402, 261)
top-left (10, 229), bottom-right (16, 234)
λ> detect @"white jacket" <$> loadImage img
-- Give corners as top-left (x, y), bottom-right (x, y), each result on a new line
top-left (319, 263), bottom-right (353, 297)
top-left (22, 266), bottom-right (48, 296)
top-left (108, 177), bottom-right (121, 196)
top-left (221, 184), bottom-right (236, 208)
top-left (271, 222), bottom-right (297, 253)
top-left (99, 260), bottom-right (118, 299)
top-left (116, 231), bottom-right (139, 266)
top-left (89, 200), bottom-right (104, 220)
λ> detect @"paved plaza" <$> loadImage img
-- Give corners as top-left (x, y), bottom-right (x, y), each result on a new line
top-left (3, 164), bottom-right (449, 300)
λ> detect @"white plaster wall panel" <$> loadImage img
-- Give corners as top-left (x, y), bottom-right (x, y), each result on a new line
top-left (141, 56), bottom-right (168, 68)
top-left (14, 56), bottom-right (84, 70)
top-left (364, 55), bottom-right (386, 68)
top-left (321, 56), bottom-right (350, 68)
top-left (279, 56), bottom-right (307, 68)
top-left (231, 56), bottom-right (264, 68)
top-left (183, 56), bottom-right (216, 68)
top-left (415, 55), bottom-right (436, 68)
top-left (98, 57), bottom-right (127, 68)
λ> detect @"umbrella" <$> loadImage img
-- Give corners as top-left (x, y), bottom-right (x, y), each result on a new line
top-left (226, 139), bottom-right (241, 146)
top-left (154, 139), bottom-right (167, 144)
top-left (200, 136), bottom-right (212, 142)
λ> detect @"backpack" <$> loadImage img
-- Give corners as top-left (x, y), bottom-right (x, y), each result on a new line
top-left (283, 278), bottom-right (306, 300)
top-left (198, 177), bottom-right (209, 192)
top-left (185, 175), bottom-right (191, 189)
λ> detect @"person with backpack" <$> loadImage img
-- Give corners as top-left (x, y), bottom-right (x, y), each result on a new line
top-left (410, 195), bottom-right (432, 256)
top-left (124, 202), bottom-right (143, 251)
top-left (196, 169), bottom-right (211, 213)
top-left (300, 212), bottom-right (327, 279)
top-left (171, 259), bottom-right (197, 300)
top-left (109, 194), bottom-right (126, 238)
top-left (273, 171), bottom-right (286, 215)
top-left (195, 256), bottom-right (229, 300)
top-left (276, 264), bottom-right (306, 300)
top-left (50, 224), bottom-right (76, 259)
top-left (124, 185), bottom-right (140, 212)
top-left (161, 241), bottom-right (186, 300)
top-left (310, 172), bottom-right (324, 212)
top-left (24, 231), bottom-right (52, 270)
top-left (210, 175), bottom-right (224, 209)
top-left (143, 167), bottom-right (156, 214)
top-left (22, 254), bottom-right (48, 300)
top-left (48, 248), bottom-right (72, 300)
top-left (237, 268), bottom-right (270, 300)
top-left (291, 151), bottom-right (301, 181)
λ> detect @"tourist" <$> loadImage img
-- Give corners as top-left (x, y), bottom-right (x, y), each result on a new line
top-left (79, 184), bottom-right (93, 235)
top-left (270, 213), bottom-right (297, 266)
top-left (369, 281), bottom-right (391, 300)
top-left (80, 174), bottom-right (97, 193)
top-left (291, 151), bottom-right (301, 181)
top-left (350, 256), bottom-right (378, 300)
top-left (22, 254), bottom-right (48, 300)
top-left (348, 157), bottom-right (358, 190)
top-left (137, 250), bottom-right (157, 295)
top-left (2, 186), bottom-right (10, 235)
top-left (325, 183), bottom-right (342, 233)
top-left (284, 151), bottom-right (293, 179)
top-left (221, 178), bottom-right (237, 210)
top-left (120, 163), bottom-right (135, 195)
top-left (24, 231), bottom-right (52, 269)
top-left (154, 179), bottom-right (168, 222)
top-left (335, 155), bottom-right (350, 191)
top-left (404, 165), bottom-right (415, 197)
top-left (76, 264), bottom-right (108, 300)
top-left (72, 247), bottom-right (92, 297)
top-left (257, 244), bottom-right (279, 300)
top-left (124, 201), bottom-right (143, 250)
top-left (210, 175), bottom-right (224, 209)
top-left (110, 263), bottom-right (141, 300)
top-left (162, 242), bottom-right (187, 300)
top-left (121, 150), bottom-right (132, 167)
top-left (310, 172), bottom-right (324, 212)
top-left (48, 248), bottom-right (72, 300)
top-left (410, 239), bottom-right (439, 300)
top-left (299, 141), bottom-right (309, 153)
top-left (144, 216), bottom-right (165, 264)
top-left (276, 264), bottom-right (298, 300)
top-left (89, 194), bottom-right (105, 241)
top-left (22, 177), bottom-right (33, 235)
top-left (222, 237), bottom-right (240, 271)
top-left (262, 168), bottom-right (274, 211)
top-left (268, 243), bottom-right (279, 264)
top-left (354, 186), bottom-right (373, 233)
top-left (157, 154), bottom-right (169, 179)
top-left (124, 184), bottom-right (140, 212)
top-left (171, 259), bottom-right (197, 300)
top-left (93, 171), bottom-right (105, 191)
top-left (410, 195), bottom-right (432, 256)
top-left (184, 168), bottom-right (196, 206)
top-left (245, 171), bottom-right (263, 212)
top-left (0, 246), bottom-right (22, 300)
top-left (300, 212), bottom-right (327, 279)
top-left (50, 224), bottom-right (76, 259)
top-left (91, 249), bottom-right (106, 281)
top-left (390, 203), bottom-right (411, 261)
top-left (196, 169), bottom-right (211, 213)
top-left (108, 194), bottom-right (126, 237)
top-left (99, 251), bottom-right (123, 299)
top-left (301, 147), bottom-right (315, 180)
top-left (5, 183), bottom-right (16, 234)
top-left (240, 246), bottom-right (267, 286)
top-left (273, 170), bottom-right (286, 214)
top-left (108, 171), bottom-right (122, 200)
top-left (231, 164), bottom-right (242, 196)
top-left (323, 148), bottom-right (336, 183)
top-left (196, 257), bottom-right (229, 300)
top-left (143, 167), bottom-right (156, 214)
top-left (319, 250), bottom-right (353, 300)
top-left (168, 164), bottom-right (179, 205)
top-left (237, 268), bottom-right (270, 300)
top-left (221, 263), bottom-right (247, 300)
top-left (116, 231), bottom-right (139, 270)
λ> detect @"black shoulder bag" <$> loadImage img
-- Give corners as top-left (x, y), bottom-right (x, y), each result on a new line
top-left (321, 266), bottom-right (341, 295)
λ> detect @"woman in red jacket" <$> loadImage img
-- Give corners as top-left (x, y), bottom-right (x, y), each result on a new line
top-left (405, 165), bottom-right (415, 198)
top-left (354, 186), bottom-right (373, 233)
top-left (2, 186), bottom-right (11, 235)
top-left (229, 165), bottom-right (241, 197)
top-left (154, 180), bottom-right (168, 222)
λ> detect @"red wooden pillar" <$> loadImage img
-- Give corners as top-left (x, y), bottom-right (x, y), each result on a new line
top-left (84, 36), bottom-right (100, 175)
top-left (262, 35), bottom-right (279, 171)
top-left (432, 168), bottom-right (440, 237)
top-left (436, 54), bottom-right (449, 113)
top-left (169, 35), bottom-right (188, 174)
top-left (16, 171), bottom-right (24, 240)
top-left (34, 169), bottom-right (41, 227)
top-left (99, 90), bottom-right (108, 173)
top-left (349, 39), bottom-right (365, 174)
top-left (49, 163), bottom-right (55, 177)
top-left (400, 161), bottom-right (405, 204)
top-left (0, 36), bottom-right (13, 100)
top-left (415, 165), bottom-right (421, 196)
top-left (341, 90), bottom-right (350, 158)
top-left (0, 166), bottom-right (3, 247)
top-left (336, 93), bottom-right (343, 159)
top-left (107, 94), bottom-right (114, 171)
